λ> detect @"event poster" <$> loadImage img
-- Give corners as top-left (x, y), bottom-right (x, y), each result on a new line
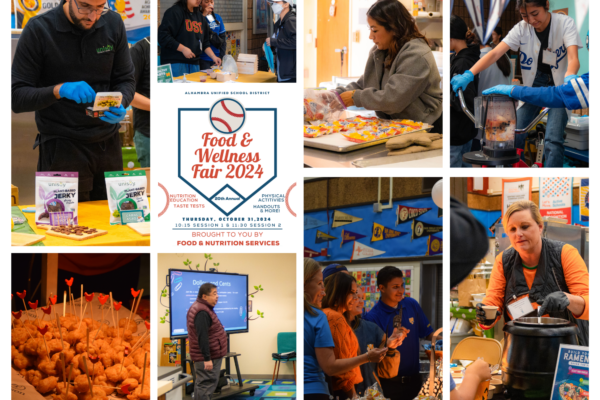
top-left (502, 178), bottom-right (533, 216)
top-left (551, 345), bottom-right (589, 400)
top-left (153, 91), bottom-right (301, 249)
top-left (539, 177), bottom-right (573, 224)
top-left (580, 179), bottom-right (589, 222)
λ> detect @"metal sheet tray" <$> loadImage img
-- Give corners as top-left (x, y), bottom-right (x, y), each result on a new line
top-left (303, 125), bottom-right (433, 153)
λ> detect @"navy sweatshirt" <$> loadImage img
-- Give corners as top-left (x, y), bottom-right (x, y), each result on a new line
top-left (158, 3), bottom-right (212, 65)
top-left (11, 4), bottom-right (135, 144)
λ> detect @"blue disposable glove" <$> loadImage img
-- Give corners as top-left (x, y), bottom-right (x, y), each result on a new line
top-left (99, 105), bottom-right (127, 124)
top-left (451, 70), bottom-right (474, 94)
top-left (482, 85), bottom-right (516, 97)
top-left (58, 81), bottom-right (96, 104)
top-left (564, 74), bottom-right (578, 83)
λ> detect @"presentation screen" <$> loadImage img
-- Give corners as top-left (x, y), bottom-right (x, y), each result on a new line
top-left (168, 269), bottom-right (249, 338)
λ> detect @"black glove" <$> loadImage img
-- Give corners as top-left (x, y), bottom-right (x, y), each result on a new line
top-left (210, 31), bottom-right (222, 48)
top-left (476, 303), bottom-right (500, 326)
top-left (538, 292), bottom-right (570, 316)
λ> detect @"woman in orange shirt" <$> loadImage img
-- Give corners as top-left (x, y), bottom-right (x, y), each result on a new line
top-left (322, 272), bottom-right (379, 399)
top-left (476, 200), bottom-right (589, 345)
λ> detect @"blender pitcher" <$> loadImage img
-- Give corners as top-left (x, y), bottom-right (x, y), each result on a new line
top-left (458, 89), bottom-right (549, 166)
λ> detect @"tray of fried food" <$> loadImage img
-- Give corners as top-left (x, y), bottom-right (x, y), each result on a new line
top-left (12, 313), bottom-right (150, 400)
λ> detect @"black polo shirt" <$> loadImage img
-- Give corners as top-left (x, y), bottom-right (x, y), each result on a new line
top-left (130, 36), bottom-right (150, 138)
top-left (11, 4), bottom-right (135, 144)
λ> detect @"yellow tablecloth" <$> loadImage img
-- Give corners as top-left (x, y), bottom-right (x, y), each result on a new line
top-left (18, 200), bottom-right (150, 247)
top-left (173, 70), bottom-right (277, 83)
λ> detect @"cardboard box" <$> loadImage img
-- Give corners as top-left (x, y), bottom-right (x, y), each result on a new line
top-left (216, 72), bottom-right (235, 82)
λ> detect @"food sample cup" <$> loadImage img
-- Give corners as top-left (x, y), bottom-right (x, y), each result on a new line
top-left (482, 306), bottom-right (499, 319)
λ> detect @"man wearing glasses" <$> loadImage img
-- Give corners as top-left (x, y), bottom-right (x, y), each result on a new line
top-left (12, 0), bottom-right (135, 201)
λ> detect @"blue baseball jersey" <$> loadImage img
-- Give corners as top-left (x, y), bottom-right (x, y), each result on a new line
top-left (200, 13), bottom-right (226, 61)
top-left (364, 297), bottom-right (433, 377)
top-left (512, 73), bottom-right (589, 110)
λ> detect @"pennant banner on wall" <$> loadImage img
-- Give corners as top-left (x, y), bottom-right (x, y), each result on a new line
top-left (484, 0), bottom-right (511, 44)
top-left (332, 210), bottom-right (363, 228)
top-left (305, 216), bottom-right (327, 231)
top-left (304, 247), bottom-right (320, 258)
top-left (426, 235), bottom-right (443, 256)
top-left (350, 242), bottom-right (386, 262)
top-left (580, 179), bottom-right (589, 222)
top-left (539, 177), bottom-right (573, 224)
top-left (372, 223), bottom-right (407, 243)
top-left (502, 178), bottom-right (533, 216)
top-left (316, 230), bottom-right (337, 244)
top-left (396, 205), bottom-right (431, 225)
top-left (575, 0), bottom-right (589, 32)
top-left (411, 220), bottom-right (443, 241)
top-left (464, 0), bottom-right (486, 43)
top-left (340, 230), bottom-right (367, 247)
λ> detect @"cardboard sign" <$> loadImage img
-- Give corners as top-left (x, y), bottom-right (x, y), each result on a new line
top-left (157, 64), bottom-right (174, 83)
top-left (551, 345), bottom-right (589, 400)
top-left (502, 178), bottom-right (533, 216)
top-left (539, 177), bottom-right (572, 224)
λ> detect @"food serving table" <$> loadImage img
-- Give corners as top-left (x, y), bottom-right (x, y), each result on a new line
top-left (174, 71), bottom-right (277, 83)
top-left (12, 200), bottom-right (150, 246)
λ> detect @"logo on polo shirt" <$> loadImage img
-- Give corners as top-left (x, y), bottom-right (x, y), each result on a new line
top-left (409, 318), bottom-right (414, 325)
top-left (97, 44), bottom-right (114, 54)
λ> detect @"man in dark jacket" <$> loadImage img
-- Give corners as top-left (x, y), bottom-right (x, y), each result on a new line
top-left (12, 0), bottom-right (135, 201)
top-left (449, 15), bottom-right (480, 168)
top-left (266, 0), bottom-right (296, 82)
top-left (187, 283), bottom-right (228, 400)
top-left (130, 37), bottom-right (150, 168)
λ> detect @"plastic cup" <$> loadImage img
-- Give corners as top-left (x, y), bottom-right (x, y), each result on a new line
top-left (482, 306), bottom-right (498, 319)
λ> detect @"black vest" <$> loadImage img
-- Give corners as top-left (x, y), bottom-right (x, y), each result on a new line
top-left (502, 238), bottom-right (588, 346)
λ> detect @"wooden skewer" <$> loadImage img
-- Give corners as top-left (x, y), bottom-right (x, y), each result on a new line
top-left (110, 292), bottom-right (116, 328)
top-left (90, 294), bottom-right (94, 323)
top-left (66, 363), bottom-right (73, 397)
top-left (78, 302), bottom-right (88, 330)
top-left (70, 293), bottom-right (75, 319)
top-left (94, 385), bottom-right (121, 390)
top-left (141, 352), bottom-right (148, 391)
top-left (132, 289), bottom-right (144, 319)
top-left (21, 298), bottom-right (31, 322)
top-left (56, 312), bottom-right (65, 350)
top-left (80, 284), bottom-right (84, 322)
top-left (63, 291), bottom-right (67, 317)
top-left (123, 291), bottom-right (138, 341)
top-left (82, 353), bottom-right (93, 394)
top-left (60, 352), bottom-right (66, 383)
top-left (68, 285), bottom-right (72, 317)
top-left (48, 292), bottom-right (52, 308)
top-left (41, 332), bottom-right (50, 359)
top-left (87, 326), bottom-right (90, 355)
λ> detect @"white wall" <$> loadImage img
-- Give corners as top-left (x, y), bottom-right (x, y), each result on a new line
top-left (304, 0), bottom-right (318, 88)
top-left (157, 253), bottom-right (297, 376)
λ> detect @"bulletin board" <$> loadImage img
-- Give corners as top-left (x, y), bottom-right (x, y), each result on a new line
top-left (304, 196), bottom-right (443, 262)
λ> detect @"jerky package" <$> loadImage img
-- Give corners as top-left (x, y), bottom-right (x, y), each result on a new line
top-left (35, 172), bottom-right (79, 225)
top-left (105, 170), bottom-right (150, 225)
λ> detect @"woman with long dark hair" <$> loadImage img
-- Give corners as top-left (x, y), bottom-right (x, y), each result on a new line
top-left (304, 259), bottom-right (386, 400)
top-left (334, 0), bottom-right (443, 133)
top-left (451, 0), bottom-right (582, 167)
top-left (198, 0), bottom-right (227, 70)
top-left (158, 0), bottom-right (222, 78)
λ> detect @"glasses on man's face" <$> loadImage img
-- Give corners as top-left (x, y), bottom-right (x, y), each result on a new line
top-left (73, 0), bottom-right (109, 16)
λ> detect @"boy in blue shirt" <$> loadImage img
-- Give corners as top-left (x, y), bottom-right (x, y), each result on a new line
top-left (364, 266), bottom-right (434, 400)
